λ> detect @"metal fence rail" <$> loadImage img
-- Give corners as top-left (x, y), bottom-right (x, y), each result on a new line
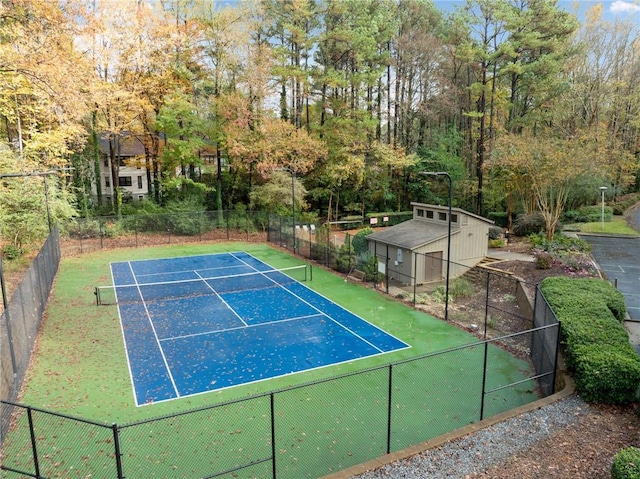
top-left (0, 226), bottom-right (60, 444)
top-left (0, 213), bottom-right (561, 478)
top-left (62, 210), bottom-right (269, 255)
top-left (1, 322), bottom-right (558, 479)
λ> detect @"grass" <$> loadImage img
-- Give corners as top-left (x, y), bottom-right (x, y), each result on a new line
top-left (571, 216), bottom-right (640, 236)
top-left (2, 242), bottom-right (541, 479)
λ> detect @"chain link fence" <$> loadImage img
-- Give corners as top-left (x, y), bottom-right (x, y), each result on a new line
top-left (1, 214), bottom-right (561, 478)
top-left (1, 321), bottom-right (558, 479)
top-left (1, 225), bottom-right (60, 445)
top-left (61, 210), bottom-right (270, 255)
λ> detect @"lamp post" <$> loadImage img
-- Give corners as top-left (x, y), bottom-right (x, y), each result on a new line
top-left (599, 186), bottom-right (607, 231)
top-left (421, 171), bottom-right (452, 322)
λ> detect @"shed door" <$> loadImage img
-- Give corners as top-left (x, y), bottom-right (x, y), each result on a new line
top-left (423, 251), bottom-right (443, 283)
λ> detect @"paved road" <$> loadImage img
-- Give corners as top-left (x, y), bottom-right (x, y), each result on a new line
top-left (579, 234), bottom-right (640, 320)
top-left (579, 206), bottom-right (640, 320)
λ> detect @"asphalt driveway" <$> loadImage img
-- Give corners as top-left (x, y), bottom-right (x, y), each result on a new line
top-left (579, 233), bottom-right (640, 321)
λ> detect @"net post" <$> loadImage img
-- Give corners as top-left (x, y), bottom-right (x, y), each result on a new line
top-left (309, 264), bottom-right (312, 282)
top-left (94, 286), bottom-right (99, 306)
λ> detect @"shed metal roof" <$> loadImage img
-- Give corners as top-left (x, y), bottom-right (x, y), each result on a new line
top-left (366, 219), bottom-right (460, 250)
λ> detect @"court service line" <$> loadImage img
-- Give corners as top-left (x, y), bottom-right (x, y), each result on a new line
top-left (158, 314), bottom-right (321, 342)
top-left (128, 262), bottom-right (181, 399)
top-left (230, 253), bottom-right (388, 354)
top-left (194, 271), bottom-right (248, 327)
top-left (137, 263), bottom-right (249, 281)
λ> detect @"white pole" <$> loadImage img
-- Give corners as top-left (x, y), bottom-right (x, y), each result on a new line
top-left (599, 186), bottom-right (607, 230)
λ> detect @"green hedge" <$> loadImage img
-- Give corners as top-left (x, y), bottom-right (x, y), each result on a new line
top-left (563, 205), bottom-right (613, 223)
top-left (540, 276), bottom-right (640, 405)
top-left (612, 447), bottom-right (640, 479)
top-left (612, 192), bottom-right (640, 216)
top-left (365, 211), bottom-right (413, 227)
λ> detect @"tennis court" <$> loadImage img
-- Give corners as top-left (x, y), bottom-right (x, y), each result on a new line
top-left (103, 251), bottom-right (410, 405)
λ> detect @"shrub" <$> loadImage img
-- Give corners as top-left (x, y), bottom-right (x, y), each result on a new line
top-left (613, 193), bottom-right (640, 215)
top-left (535, 252), bottom-right (553, 269)
top-left (573, 345), bottom-right (640, 404)
top-left (487, 211), bottom-right (509, 228)
top-left (365, 211), bottom-right (413, 227)
top-left (352, 228), bottom-right (373, 255)
top-left (488, 239), bottom-right (505, 248)
top-left (566, 205), bottom-right (613, 223)
top-left (488, 225), bottom-right (503, 240)
top-left (3, 244), bottom-right (22, 260)
top-left (432, 278), bottom-right (473, 302)
top-left (612, 447), bottom-right (640, 479)
top-left (63, 219), bottom-right (102, 239)
top-left (449, 278), bottom-right (474, 299)
top-left (513, 212), bottom-right (545, 236)
top-left (540, 277), bottom-right (638, 405)
top-left (529, 233), bottom-right (590, 254)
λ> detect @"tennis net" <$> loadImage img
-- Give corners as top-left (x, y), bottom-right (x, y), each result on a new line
top-left (94, 264), bottom-right (309, 306)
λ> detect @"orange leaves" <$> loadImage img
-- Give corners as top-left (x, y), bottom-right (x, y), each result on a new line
top-left (224, 115), bottom-right (327, 177)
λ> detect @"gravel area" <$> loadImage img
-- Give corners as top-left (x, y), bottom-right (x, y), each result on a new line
top-left (351, 395), bottom-right (591, 479)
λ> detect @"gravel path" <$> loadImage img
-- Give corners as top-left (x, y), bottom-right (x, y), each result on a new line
top-left (350, 395), bottom-right (590, 479)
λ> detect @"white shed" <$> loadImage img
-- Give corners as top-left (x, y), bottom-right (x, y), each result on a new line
top-left (366, 202), bottom-right (494, 286)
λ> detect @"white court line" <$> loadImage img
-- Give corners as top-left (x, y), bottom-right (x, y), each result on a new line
top-left (111, 265), bottom-right (140, 406)
top-left (194, 271), bottom-right (248, 327)
top-left (159, 314), bottom-right (321, 342)
top-left (137, 264), bottom-right (249, 281)
top-left (127, 262), bottom-right (181, 400)
top-left (230, 253), bottom-right (400, 354)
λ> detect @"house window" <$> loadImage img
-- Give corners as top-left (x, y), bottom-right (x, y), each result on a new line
top-left (426, 210), bottom-right (434, 219)
top-left (137, 176), bottom-right (143, 189)
top-left (138, 195), bottom-right (144, 201)
top-left (103, 158), bottom-right (108, 167)
top-left (438, 212), bottom-right (447, 221)
top-left (104, 176), bottom-right (110, 188)
top-left (397, 249), bottom-right (404, 263)
top-left (119, 176), bottom-right (132, 187)
top-left (416, 209), bottom-right (424, 217)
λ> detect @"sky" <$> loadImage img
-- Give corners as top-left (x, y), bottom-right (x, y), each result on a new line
top-left (434, 0), bottom-right (640, 24)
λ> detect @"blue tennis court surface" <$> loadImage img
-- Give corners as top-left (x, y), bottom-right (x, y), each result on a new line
top-left (110, 252), bottom-right (410, 405)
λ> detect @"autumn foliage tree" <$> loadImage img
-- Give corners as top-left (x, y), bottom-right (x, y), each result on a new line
top-left (490, 131), bottom-right (610, 240)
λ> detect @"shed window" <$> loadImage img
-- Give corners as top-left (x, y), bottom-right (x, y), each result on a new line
top-left (451, 213), bottom-right (458, 223)
top-left (426, 210), bottom-right (434, 219)
top-left (416, 209), bottom-right (424, 217)
top-left (438, 212), bottom-right (447, 221)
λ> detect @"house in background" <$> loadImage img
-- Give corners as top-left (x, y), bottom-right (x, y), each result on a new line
top-left (366, 202), bottom-right (494, 286)
top-left (94, 134), bottom-right (150, 204)
top-left (93, 133), bottom-right (227, 205)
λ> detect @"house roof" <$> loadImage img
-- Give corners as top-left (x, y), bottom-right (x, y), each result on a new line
top-left (410, 202), bottom-right (494, 225)
top-left (366, 219), bottom-right (460, 250)
top-left (98, 133), bottom-right (147, 157)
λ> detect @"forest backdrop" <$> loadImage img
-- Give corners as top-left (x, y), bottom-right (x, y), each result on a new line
top-left (1, 0), bottom-right (639, 250)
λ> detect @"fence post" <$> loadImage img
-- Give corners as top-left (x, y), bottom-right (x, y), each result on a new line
top-left (480, 341), bottom-right (489, 421)
top-left (270, 393), bottom-right (277, 479)
top-left (99, 217), bottom-right (104, 249)
top-left (386, 364), bottom-right (393, 454)
top-left (484, 271), bottom-right (490, 339)
top-left (112, 423), bottom-right (125, 479)
top-left (413, 254), bottom-right (417, 306)
top-left (27, 407), bottom-right (41, 478)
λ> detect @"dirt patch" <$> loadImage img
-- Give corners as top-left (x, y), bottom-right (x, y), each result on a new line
top-left (471, 403), bottom-right (640, 479)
